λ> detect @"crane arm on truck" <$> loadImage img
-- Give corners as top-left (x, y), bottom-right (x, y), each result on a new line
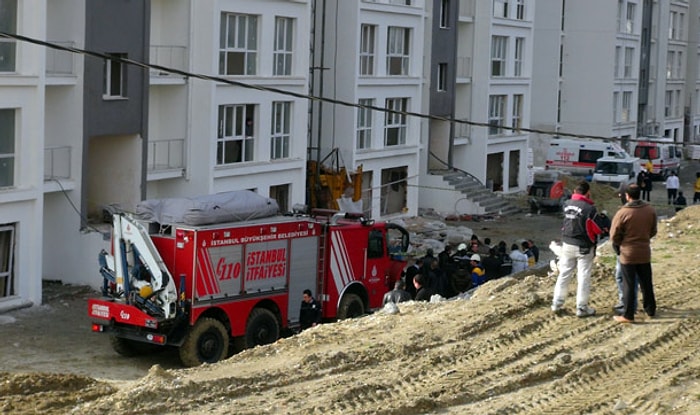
top-left (102, 213), bottom-right (178, 319)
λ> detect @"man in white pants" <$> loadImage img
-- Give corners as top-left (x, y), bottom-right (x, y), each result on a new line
top-left (552, 181), bottom-right (602, 317)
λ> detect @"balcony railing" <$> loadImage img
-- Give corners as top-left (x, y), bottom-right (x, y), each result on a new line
top-left (149, 45), bottom-right (187, 77)
top-left (45, 41), bottom-right (75, 76)
top-left (148, 138), bottom-right (185, 172)
top-left (456, 56), bottom-right (472, 79)
top-left (362, 0), bottom-right (419, 6)
top-left (44, 146), bottom-right (71, 180)
top-left (459, 0), bottom-right (475, 19)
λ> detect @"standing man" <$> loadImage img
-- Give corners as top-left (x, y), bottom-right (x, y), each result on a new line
top-left (665, 171), bottom-right (680, 205)
top-left (299, 289), bottom-right (322, 330)
top-left (551, 181), bottom-right (601, 317)
top-left (610, 184), bottom-right (658, 323)
top-left (694, 172), bottom-right (700, 204)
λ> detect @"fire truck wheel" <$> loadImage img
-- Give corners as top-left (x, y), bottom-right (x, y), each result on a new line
top-left (337, 293), bottom-right (364, 320)
top-left (109, 336), bottom-right (158, 357)
top-left (244, 308), bottom-right (280, 348)
top-left (179, 317), bottom-right (229, 367)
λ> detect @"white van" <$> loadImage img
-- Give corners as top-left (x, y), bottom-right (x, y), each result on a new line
top-left (546, 139), bottom-right (629, 176)
top-left (632, 139), bottom-right (682, 179)
top-left (592, 156), bottom-right (641, 189)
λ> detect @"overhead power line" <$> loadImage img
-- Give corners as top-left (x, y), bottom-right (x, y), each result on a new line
top-left (1, 31), bottom-right (627, 142)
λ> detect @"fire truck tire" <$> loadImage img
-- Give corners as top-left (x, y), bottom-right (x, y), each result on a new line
top-left (179, 317), bottom-right (229, 367)
top-left (109, 336), bottom-right (158, 357)
top-left (337, 293), bottom-right (364, 320)
top-left (244, 308), bottom-right (280, 348)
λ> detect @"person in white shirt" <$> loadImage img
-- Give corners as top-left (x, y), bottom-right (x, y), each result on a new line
top-left (509, 243), bottom-right (529, 274)
top-left (665, 171), bottom-right (680, 205)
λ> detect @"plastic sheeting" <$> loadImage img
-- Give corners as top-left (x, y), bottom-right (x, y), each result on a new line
top-left (136, 190), bottom-right (279, 225)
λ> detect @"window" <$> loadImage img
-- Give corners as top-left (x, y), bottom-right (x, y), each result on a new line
top-left (269, 184), bottom-right (289, 213)
top-left (270, 101), bottom-right (291, 159)
top-left (613, 91), bottom-right (619, 122)
top-left (0, 0), bottom-right (17, 72)
top-left (512, 94), bottom-right (523, 130)
top-left (515, 0), bottom-right (525, 20)
top-left (622, 91), bottom-right (632, 122)
top-left (614, 46), bottom-right (621, 77)
top-left (488, 95), bottom-right (506, 135)
top-left (666, 51), bottom-right (674, 79)
top-left (386, 27), bottom-right (410, 76)
top-left (367, 229), bottom-right (384, 259)
top-left (624, 47), bottom-right (633, 78)
top-left (625, 2), bottom-right (635, 34)
top-left (676, 51), bottom-right (683, 78)
top-left (665, 90), bottom-right (672, 117)
top-left (0, 109), bottom-right (15, 187)
top-left (494, 0), bottom-right (508, 18)
top-left (0, 225), bottom-right (15, 297)
top-left (439, 0), bottom-right (450, 28)
top-left (357, 98), bottom-right (373, 149)
top-left (103, 53), bottom-right (127, 98)
top-left (273, 17), bottom-right (293, 76)
top-left (675, 90), bottom-right (681, 117)
top-left (579, 150), bottom-right (603, 163)
top-left (437, 63), bottom-right (448, 91)
top-left (491, 36), bottom-right (507, 77)
top-left (217, 104), bottom-right (255, 164)
top-left (359, 24), bottom-right (376, 75)
top-left (219, 13), bottom-right (258, 75)
top-left (617, 0), bottom-right (624, 32)
top-left (514, 37), bottom-right (524, 76)
top-left (384, 98), bottom-right (408, 146)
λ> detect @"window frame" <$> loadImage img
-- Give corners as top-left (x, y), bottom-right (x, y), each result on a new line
top-left (359, 24), bottom-right (376, 76)
top-left (491, 36), bottom-right (507, 77)
top-left (273, 17), bottom-right (294, 76)
top-left (623, 46), bottom-right (633, 78)
top-left (437, 63), bottom-right (448, 92)
top-left (219, 13), bottom-right (258, 76)
top-left (217, 104), bottom-right (256, 165)
top-left (514, 37), bottom-right (524, 77)
top-left (356, 98), bottom-right (374, 150)
top-left (384, 98), bottom-right (408, 146)
top-left (511, 94), bottom-right (523, 131)
top-left (439, 0), bottom-right (450, 28)
top-left (0, 0), bottom-right (17, 73)
top-left (103, 53), bottom-right (127, 99)
top-left (488, 95), bottom-right (506, 136)
top-left (270, 101), bottom-right (291, 160)
top-left (494, 0), bottom-right (509, 18)
top-left (0, 108), bottom-right (16, 188)
top-left (386, 27), bottom-right (410, 76)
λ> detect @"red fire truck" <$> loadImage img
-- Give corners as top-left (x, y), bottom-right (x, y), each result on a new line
top-left (88, 209), bottom-right (409, 366)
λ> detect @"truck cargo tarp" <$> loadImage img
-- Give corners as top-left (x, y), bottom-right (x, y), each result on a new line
top-left (136, 190), bottom-right (280, 225)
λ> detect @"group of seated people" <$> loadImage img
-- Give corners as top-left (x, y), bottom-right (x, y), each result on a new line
top-left (384, 235), bottom-right (540, 304)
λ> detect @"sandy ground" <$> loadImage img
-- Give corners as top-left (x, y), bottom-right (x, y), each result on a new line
top-left (2, 164), bottom-right (700, 414)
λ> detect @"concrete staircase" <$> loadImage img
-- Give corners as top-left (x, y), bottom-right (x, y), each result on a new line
top-left (436, 170), bottom-right (522, 216)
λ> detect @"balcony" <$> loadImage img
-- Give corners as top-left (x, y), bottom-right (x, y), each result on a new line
top-left (44, 146), bottom-right (71, 180)
top-left (45, 41), bottom-right (77, 85)
top-left (459, 0), bottom-right (475, 21)
top-left (456, 56), bottom-right (472, 82)
top-left (150, 45), bottom-right (187, 84)
top-left (361, 0), bottom-right (423, 8)
top-left (44, 145), bottom-right (75, 192)
top-left (147, 138), bottom-right (185, 180)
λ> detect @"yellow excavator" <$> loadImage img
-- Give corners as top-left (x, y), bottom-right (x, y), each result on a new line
top-left (307, 148), bottom-right (362, 211)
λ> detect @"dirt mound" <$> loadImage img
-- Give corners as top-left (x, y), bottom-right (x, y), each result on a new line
top-left (3, 199), bottom-right (700, 414)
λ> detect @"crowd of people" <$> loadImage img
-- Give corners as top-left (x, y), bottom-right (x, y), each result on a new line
top-left (383, 234), bottom-right (542, 304)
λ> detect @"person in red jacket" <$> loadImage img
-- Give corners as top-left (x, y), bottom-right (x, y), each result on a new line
top-left (610, 184), bottom-right (658, 323)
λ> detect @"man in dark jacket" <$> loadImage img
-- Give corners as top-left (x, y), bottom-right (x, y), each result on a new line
top-left (610, 184), bottom-right (658, 323)
top-left (551, 181), bottom-right (601, 317)
top-left (299, 289), bottom-right (322, 330)
top-left (413, 274), bottom-right (434, 301)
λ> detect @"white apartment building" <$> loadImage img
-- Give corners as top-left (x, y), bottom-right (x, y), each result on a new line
top-left (420, 0), bottom-right (532, 215)
top-left (148, 0), bottom-right (311, 212)
top-left (531, 0), bottom-right (699, 167)
top-left (310, 0), bottom-right (425, 218)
